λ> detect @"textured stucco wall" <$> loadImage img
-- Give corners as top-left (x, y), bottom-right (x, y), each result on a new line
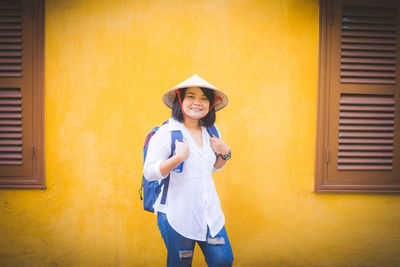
top-left (0, 0), bottom-right (400, 266)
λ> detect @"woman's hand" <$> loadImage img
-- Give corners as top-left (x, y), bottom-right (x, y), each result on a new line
top-left (210, 136), bottom-right (230, 156)
top-left (175, 139), bottom-right (190, 162)
top-left (160, 139), bottom-right (189, 177)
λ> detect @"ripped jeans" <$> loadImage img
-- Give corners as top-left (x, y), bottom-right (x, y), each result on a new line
top-left (157, 212), bottom-right (234, 267)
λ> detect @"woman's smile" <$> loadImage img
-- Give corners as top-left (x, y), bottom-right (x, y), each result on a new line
top-left (191, 106), bottom-right (202, 111)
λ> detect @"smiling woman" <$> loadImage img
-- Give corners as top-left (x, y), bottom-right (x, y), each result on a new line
top-left (143, 74), bottom-right (233, 267)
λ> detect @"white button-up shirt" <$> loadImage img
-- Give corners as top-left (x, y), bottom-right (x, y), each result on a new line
top-left (143, 118), bottom-right (225, 241)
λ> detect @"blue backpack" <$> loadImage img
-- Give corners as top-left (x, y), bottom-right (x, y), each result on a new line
top-left (139, 120), bottom-right (219, 213)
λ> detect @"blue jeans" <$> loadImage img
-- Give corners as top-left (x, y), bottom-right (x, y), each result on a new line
top-left (157, 212), bottom-right (234, 267)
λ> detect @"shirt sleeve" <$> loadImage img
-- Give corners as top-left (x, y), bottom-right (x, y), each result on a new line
top-left (212, 124), bottom-right (227, 172)
top-left (143, 125), bottom-right (171, 181)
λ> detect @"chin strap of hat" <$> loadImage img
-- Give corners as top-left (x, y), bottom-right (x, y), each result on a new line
top-left (209, 95), bottom-right (223, 111)
top-left (176, 90), bottom-right (222, 121)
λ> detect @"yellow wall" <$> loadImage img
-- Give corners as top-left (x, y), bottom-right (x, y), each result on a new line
top-left (1, 0), bottom-right (400, 266)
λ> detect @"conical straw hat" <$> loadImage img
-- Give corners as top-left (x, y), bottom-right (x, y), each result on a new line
top-left (163, 74), bottom-right (228, 111)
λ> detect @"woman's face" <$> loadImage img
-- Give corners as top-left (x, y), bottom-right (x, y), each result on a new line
top-left (182, 87), bottom-right (210, 120)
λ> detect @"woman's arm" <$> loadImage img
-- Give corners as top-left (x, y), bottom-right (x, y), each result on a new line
top-left (210, 136), bottom-right (230, 170)
top-left (214, 154), bottom-right (228, 169)
top-left (144, 126), bottom-right (172, 181)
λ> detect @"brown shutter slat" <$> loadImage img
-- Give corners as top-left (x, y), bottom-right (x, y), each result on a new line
top-left (338, 165), bottom-right (392, 170)
top-left (340, 105), bottom-right (394, 112)
top-left (0, 133), bottom-right (23, 138)
top-left (0, 31), bottom-right (21, 37)
top-left (0, 65), bottom-right (22, 71)
top-left (339, 138), bottom-right (393, 144)
top-left (0, 146), bottom-right (22, 152)
top-left (340, 118), bottom-right (394, 125)
top-left (339, 158), bottom-right (392, 164)
top-left (0, 58), bottom-right (21, 64)
top-left (0, 0), bottom-right (22, 78)
top-left (342, 24), bottom-right (396, 31)
top-left (341, 64), bottom-right (395, 71)
top-left (0, 99), bottom-right (22, 105)
top-left (340, 5), bottom-right (397, 85)
top-left (342, 6), bottom-right (396, 17)
top-left (0, 160), bottom-right (22, 165)
top-left (338, 93), bottom-right (395, 171)
top-left (0, 24), bottom-right (22, 31)
top-left (0, 29), bottom-right (22, 38)
top-left (341, 37), bottom-right (395, 44)
top-left (341, 58), bottom-right (396, 64)
top-left (339, 125), bottom-right (394, 131)
top-left (0, 44), bottom-right (22, 50)
top-left (340, 78), bottom-right (395, 84)
top-left (341, 71), bottom-right (395, 78)
top-left (0, 10), bottom-right (21, 17)
top-left (0, 88), bottom-right (22, 166)
top-left (0, 51), bottom-right (22, 57)
top-left (340, 17), bottom-right (395, 25)
top-left (0, 126), bottom-right (22, 132)
top-left (340, 132), bottom-right (393, 138)
top-left (338, 151), bottom-right (393, 157)
top-left (0, 119), bottom-right (22, 125)
top-left (340, 95), bottom-right (395, 105)
top-left (339, 145), bottom-right (393, 151)
top-left (0, 18), bottom-right (23, 23)
top-left (0, 1), bottom-right (23, 8)
top-left (0, 139), bottom-right (22, 145)
top-left (341, 51), bottom-right (396, 58)
top-left (0, 37), bottom-right (22, 43)
top-left (0, 153), bottom-right (22, 159)
top-left (0, 73), bottom-right (22, 77)
top-left (341, 31), bottom-right (396, 38)
top-left (341, 44), bottom-right (396, 52)
top-left (340, 112), bottom-right (394, 118)
top-left (0, 113), bottom-right (22, 119)
top-left (0, 89), bottom-right (22, 97)
top-left (0, 106), bottom-right (22, 112)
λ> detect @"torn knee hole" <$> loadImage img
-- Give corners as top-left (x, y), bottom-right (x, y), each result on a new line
top-left (207, 237), bottom-right (225, 245)
top-left (179, 250), bottom-right (193, 260)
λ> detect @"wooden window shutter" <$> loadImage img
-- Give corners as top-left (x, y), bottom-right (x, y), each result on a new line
top-left (0, 0), bottom-right (44, 189)
top-left (316, 0), bottom-right (400, 193)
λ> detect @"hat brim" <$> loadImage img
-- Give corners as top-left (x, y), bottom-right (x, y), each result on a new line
top-left (162, 85), bottom-right (228, 112)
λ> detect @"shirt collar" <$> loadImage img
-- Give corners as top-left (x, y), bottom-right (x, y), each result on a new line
top-left (168, 117), bottom-right (205, 132)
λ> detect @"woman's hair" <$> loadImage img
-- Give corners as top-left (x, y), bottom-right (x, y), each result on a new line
top-left (172, 87), bottom-right (216, 127)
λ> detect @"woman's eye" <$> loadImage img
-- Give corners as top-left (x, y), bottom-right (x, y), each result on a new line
top-left (202, 97), bottom-right (208, 101)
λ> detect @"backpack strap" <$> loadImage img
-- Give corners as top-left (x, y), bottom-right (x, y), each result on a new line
top-left (160, 129), bottom-right (183, 205)
top-left (206, 124), bottom-right (219, 139)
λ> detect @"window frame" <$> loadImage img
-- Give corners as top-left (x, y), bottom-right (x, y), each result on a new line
top-left (0, 0), bottom-right (45, 189)
top-left (315, 0), bottom-right (400, 193)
